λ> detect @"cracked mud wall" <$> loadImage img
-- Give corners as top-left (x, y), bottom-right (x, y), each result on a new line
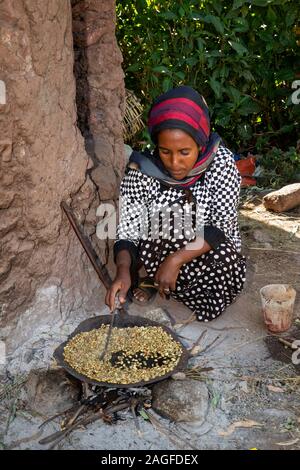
top-left (0, 0), bottom-right (125, 367)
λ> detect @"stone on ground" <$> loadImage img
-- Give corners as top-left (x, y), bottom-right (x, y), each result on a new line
top-left (152, 379), bottom-right (209, 424)
top-left (22, 368), bottom-right (80, 417)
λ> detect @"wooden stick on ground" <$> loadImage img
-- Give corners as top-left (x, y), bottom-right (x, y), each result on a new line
top-left (39, 404), bottom-right (80, 429)
top-left (278, 338), bottom-right (299, 350)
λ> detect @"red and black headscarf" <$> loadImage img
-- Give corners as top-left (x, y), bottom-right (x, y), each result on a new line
top-left (129, 86), bottom-right (221, 188)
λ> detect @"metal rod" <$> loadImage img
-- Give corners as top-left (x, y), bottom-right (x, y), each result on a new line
top-left (99, 307), bottom-right (116, 362)
top-left (61, 201), bottom-right (112, 290)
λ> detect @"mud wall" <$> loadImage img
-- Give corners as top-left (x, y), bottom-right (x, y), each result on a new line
top-left (0, 0), bottom-right (124, 366)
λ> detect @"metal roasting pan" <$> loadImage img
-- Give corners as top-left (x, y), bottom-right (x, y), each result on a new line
top-left (54, 202), bottom-right (190, 387)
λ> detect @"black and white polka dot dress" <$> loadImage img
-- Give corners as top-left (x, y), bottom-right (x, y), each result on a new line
top-left (114, 145), bottom-right (246, 322)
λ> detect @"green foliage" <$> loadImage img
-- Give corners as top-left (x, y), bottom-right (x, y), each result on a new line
top-left (258, 146), bottom-right (300, 188)
top-left (116, 0), bottom-right (300, 154)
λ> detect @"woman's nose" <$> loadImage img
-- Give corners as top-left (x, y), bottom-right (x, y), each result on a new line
top-left (170, 153), bottom-right (181, 168)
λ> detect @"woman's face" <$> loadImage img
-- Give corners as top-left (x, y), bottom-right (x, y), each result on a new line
top-left (157, 129), bottom-right (200, 180)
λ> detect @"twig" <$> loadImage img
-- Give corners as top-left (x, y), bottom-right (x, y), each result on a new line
top-left (105, 402), bottom-right (131, 414)
top-left (219, 334), bottom-right (267, 357)
top-left (191, 330), bottom-right (208, 348)
top-left (6, 429), bottom-right (44, 450)
top-left (130, 400), bottom-right (141, 435)
top-left (143, 409), bottom-right (197, 450)
top-left (0, 376), bottom-right (27, 401)
top-left (278, 338), bottom-right (299, 350)
top-left (199, 335), bottom-right (221, 354)
top-left (48, 410), bottom-right (104, 450)
top-left (39, 409), bottom-right (103, 447)
top-left (4, 396), bottom-right (18, 436)
top-left (174, 312), bottom-right (196, 331)
top-left (64, 404), bottom-right (87, 428)
top-left (39, 404), bottom-right (80, 429)
top-left (247, 247), bottom-right (300, 254)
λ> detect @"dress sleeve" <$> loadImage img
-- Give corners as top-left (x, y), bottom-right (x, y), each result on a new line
top-left (113, 169), bottom-right (152, 265)
top-left (202, 147), bottom-right (242, 249)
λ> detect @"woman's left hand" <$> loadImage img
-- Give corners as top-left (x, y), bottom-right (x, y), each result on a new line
top-left (154, 254), bottom-right (182, 298)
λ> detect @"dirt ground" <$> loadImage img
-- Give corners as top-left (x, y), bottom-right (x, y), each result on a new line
top-left (0, 190), bottom-right (300, 450)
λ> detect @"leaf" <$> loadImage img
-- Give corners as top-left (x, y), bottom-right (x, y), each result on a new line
top-left (211, 391), bottom-right (221, 409)
top-left (267, 385), bottom-right (284, 393)
top-left (190, 345), bottom-right (203, 356)
top-left (162, 77), bottom-right (172, 92)
top-left (138, 409), bottom-right (150, 421)
top-left (216, 115), bottom-right (231, 127)
top-left (209, 78), bottom-right (222, 99)
top-left (267, 6), bottom-right (277, 23)
top-left (275, 69), bottom-right (295, 81)
top-left (219, 65), bottom-right (229, 79)
top-left (232, 0), bottom-right (248, 8)
top-left (228, 40), bottom-right (248, 55)
top-left (241, 70), bottom-right (255, 81)
top-left (278, 124), bottom-right (295, 134)
top-left (196, 38), bottom-right (204, 51)
top-left (178, 6), bottom-right (185, 18)
top-left (237, 123), bottom-right (253, 140)
top-left (210, 16), bottom-right (225, 35)
top-left (212, 1), bottom-right (223, 16)
top-left (152, 66), bottom-right (169, 74)
top-left (171, 372), bottom-right (186, 380)
top-left (227, 86), bottom-right (242, 103)
top-left (126, 63), bottom-right (140, 72)
top-left (160, 11), bottom-right (177, 21)
top-left (251, 0), bottom-right (272, 6)
top-left (238, 100), bottom-right (261, 115)
top-left (219, 420), bottom-right (263, 437)
top-left (232, 17), bottom-right (249, 32)
top-left (286, 10), bottom-right (297, 27)
top-left (174, 71), bottom-right (185, 80)
top-left (190, 12), bottom-right (204, 21)
top-left (185, 56), bottom-right (198, 67)
top-left (204, 15), bottom-right (224, 35)
top-left (276, 438), bottom-right (299, 447)
top-left (209, 50), bottom-right (222, 57)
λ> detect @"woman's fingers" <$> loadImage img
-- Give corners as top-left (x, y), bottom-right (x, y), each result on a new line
top-left (155, 276), bottom-right (170, 295)
top-left (108, 288), bottom-right (117, 311)
top-left (158, 282), bottom-right (170, 298)
top-left (106, 282), bottom-right (130, 312)
top-left (118, 285), bottom-right (129, 305)
top-left (106, 283), bottom-right (121, 311)
top-left (105, 288), bottom-right (111, 308)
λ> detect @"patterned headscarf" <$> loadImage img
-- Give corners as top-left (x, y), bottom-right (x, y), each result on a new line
top-left (129, 86), bottom-right (221, 188)
top-left (148, 85), bottom-right (211, 146)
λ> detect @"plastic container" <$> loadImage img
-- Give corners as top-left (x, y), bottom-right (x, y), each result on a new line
top-left (260, 284), bottom-right (296, 333)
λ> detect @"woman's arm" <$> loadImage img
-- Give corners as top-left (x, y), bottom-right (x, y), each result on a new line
top-left (154, 238), bottom-right (212, 296)
top-left (105, 249), bottom-right (132, 311)
top-left (105, 169), bottom-right (153, 310)
top-left (155, 148), bottom-right (241, 294)
top-left (206, 147), bottom-right (242, 239)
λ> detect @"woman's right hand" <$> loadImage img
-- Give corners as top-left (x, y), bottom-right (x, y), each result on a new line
top-left (105, 268), bottom-right (131, 312)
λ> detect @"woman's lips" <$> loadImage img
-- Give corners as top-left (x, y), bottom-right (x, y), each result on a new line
top-left (170, 170), bottom-right (185, 178)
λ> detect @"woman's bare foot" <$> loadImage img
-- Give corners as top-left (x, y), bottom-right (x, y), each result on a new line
top-left (133, 287), bottom-right (152, 303)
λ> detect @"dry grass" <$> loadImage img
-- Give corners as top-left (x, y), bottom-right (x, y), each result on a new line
top-left (122, 89), bottom-right (144, 143)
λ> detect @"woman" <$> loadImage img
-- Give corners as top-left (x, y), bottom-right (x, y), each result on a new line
top-left (105, 86), bottom-right (246, 321)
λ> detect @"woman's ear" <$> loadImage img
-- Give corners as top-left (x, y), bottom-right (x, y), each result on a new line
top-left (128, 162), bottom-right (139, 170)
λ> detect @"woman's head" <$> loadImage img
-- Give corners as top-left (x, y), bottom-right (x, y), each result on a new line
top-left (157, 128), bottom-right (200, 179)
top-left (148, 86), bottom-right (211, 179)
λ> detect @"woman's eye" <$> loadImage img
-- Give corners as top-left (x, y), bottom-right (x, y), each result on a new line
top-left (181, 151), bottom-right (189, 156)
